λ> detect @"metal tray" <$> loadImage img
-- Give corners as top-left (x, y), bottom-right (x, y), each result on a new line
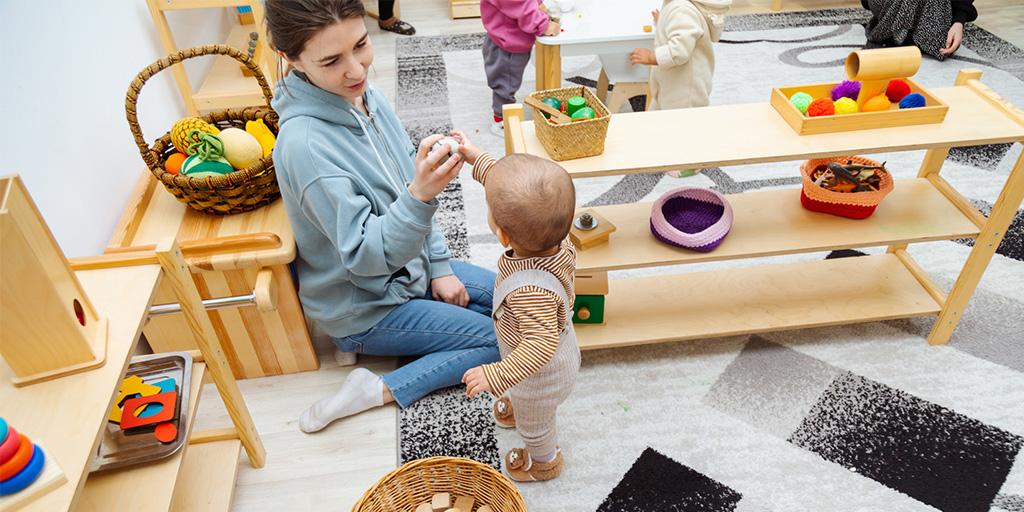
top-left (90, 352), bottom-right (193, 472)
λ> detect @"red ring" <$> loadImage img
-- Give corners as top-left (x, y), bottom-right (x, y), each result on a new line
top-left (0, 434), bottom-right (32, 481)
top-left (0, 427), bottom-right (20, 465)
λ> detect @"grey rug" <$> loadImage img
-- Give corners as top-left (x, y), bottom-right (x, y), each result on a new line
top-left (394, 8), bottom-right (1024, 511)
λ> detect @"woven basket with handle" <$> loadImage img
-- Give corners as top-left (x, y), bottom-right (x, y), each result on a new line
top-left (126, 44), bottom-right (280, 215)
top-left (353, 457), bottom-right (527, 512)
top-left (527, 86), bottom-right (611, 161)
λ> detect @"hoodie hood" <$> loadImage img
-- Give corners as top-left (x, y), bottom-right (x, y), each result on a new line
top-left (684, 0), bottom-right (731, 41)
top-left (271, 70), bottom-right (381, 132)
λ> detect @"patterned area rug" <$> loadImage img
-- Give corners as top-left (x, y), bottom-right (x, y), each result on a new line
top-left (393, 8), bottom-right (1024, 511)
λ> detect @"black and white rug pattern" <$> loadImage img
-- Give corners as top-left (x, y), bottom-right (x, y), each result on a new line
top-left (393, 9), bottom-right (1024, 511)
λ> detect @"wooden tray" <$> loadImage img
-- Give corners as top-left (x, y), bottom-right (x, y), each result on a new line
top-left (770, 78), bottom-right (948, 135)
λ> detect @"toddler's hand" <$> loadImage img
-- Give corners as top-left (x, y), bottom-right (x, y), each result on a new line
top-left (462, 366), bottom-right (493, 398)
top-left (543, 20), bottom-right (560, 37)
top-left (451, 130), bottom-right (482, 166)
top-left (652, 8), bottom-right (660, 23)
top-left (629, 47), bottom-right (656, 66)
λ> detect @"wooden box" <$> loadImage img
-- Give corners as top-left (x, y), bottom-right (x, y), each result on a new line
top-left (770, 78), bottom-right (948, 135)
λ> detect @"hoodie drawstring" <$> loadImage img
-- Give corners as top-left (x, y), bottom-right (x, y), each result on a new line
top-left (352, 110), bottom-right (407, 195)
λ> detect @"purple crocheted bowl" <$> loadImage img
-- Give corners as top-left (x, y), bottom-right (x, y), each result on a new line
top-left (650, 187), bottom-right (733, 252)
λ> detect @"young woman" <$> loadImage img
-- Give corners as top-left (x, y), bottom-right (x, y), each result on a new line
top-left (265, 0), bottom-right (499, 432)
top-left (862, 0), bottom-right (977, 59)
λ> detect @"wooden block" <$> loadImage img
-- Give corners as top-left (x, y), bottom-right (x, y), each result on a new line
top-left (454, 496), bottom-right (475, 511)
top-left (575, 272), bottom-right (609, 295)
top-left (431, 493), bottom-right (451, 511)
top-left (573, 295), bottom-right (605, 324)
top-left (0, 446), bottom-right (66, 511)
top-left (569, 209), bottom-right (616, 250)
top-left (415, 502), bottom-right (433, 512)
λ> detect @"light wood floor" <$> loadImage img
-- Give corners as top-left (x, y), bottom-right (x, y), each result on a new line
top-left (192, 1), bottom-right (1024, 510)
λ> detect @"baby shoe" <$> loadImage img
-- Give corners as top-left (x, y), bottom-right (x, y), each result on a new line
top-left (493, 396), bottom-right (515, 429)
top-left (505, 448), bottom-right (563, 482)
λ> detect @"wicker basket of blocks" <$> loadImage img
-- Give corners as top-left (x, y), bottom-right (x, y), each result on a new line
top-left (527, 86), bottom-right (611, 161)
top-left (126, 44), bottom-right (280, 215)
top-left (353, 457), bottom-right (527, 512)
top-left (800, 156), bottom-right (894, 219)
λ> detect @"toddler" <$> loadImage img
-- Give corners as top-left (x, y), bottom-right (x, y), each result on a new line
top-left (455, 131), bottom-right (580, 482)
top-left (629, 0), bottom-right (732, 110)
top-left (481, 0), bottom-right (560, 135)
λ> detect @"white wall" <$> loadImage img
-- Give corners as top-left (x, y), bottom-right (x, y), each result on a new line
top-left (0, 2), bottom-right (233, 257)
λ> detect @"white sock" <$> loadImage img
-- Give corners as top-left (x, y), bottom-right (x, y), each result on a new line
top-left (532, 449), bottom-right (558, 463)
top-left (299, 368), bottom-right (384, 433)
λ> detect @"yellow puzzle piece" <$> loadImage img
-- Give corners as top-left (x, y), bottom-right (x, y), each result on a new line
top-left (108, 375), bottom-right (161, 424)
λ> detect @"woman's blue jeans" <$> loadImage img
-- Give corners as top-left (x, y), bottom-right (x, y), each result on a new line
top-left (333, 261), bottom-right (500, 407)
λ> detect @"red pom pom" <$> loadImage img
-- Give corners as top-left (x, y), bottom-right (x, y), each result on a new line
top-left (807, 98), bottom-right (835, 117)
top-left (885, 79), bottom-right (912, 102)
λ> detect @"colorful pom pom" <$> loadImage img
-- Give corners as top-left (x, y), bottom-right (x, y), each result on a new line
top-left (863, 94), bottom-right (892, 112)
top-left (898, 93), bottom-right (926, 109)
top-left (807, 98), bottom-right (835, 117)
top-left (885, 79), bottom-right (912, 102)
top-left (789, 92), bottom-right (813, 114)
top-left (831, 80), bottom-right (861, 102)
top-left (834, 97), bottom-right (859, 115)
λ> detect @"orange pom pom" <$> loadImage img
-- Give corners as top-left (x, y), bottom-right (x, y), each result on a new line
top-left (863, 94), bottom-right (892, 113)
top-left (165, 152), bottom-right (187, 175)
top-left (807, 98), bottom-right (835, 117)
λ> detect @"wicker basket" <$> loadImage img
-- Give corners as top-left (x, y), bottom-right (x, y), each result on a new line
top-left (526, 86), bottom-right (611, 161)
top-left (353, 457), bottom-right (527, 512)
top-left (800, 156), bottom-right (894, 219)
top-left (126, 44), bottom-right (280, 215)
top-left (650, 187), bottom-right (733, 252)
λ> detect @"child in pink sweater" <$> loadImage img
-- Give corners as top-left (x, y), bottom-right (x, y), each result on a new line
top-left (481, 0), bottom-right (560, 135)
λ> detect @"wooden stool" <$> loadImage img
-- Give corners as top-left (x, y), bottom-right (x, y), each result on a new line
top-left (595, 54), bottom-right (651, 113)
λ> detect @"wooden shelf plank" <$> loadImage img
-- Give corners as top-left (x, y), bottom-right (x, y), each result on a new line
top-left (0, 266), bottom-right (162, 512)
top-left (169, 439), bottom-right (242, 512)
top-left (520, 86), bottom-right (1024, 178)
top-left (75, 363), bottom-right (208, 512)
top-left (576, 178), bottom-right (980, 272)
top-left (193, 24), bottom-right (273, 112)
top-left (576, 254), bottom-right (942, 350)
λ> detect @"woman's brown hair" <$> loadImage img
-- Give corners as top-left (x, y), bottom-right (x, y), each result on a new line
top-left (265, 0), bottom-right (367, 60)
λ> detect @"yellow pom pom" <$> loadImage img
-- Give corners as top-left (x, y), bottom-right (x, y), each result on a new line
top-left (863, 94), bottom-right (892, 112)
top-left (219, 128), bottom-right (263, 169)
top-left (834, 97), bottom-right (859, 115)
top-left (171, 118), bottom-right (219, 155)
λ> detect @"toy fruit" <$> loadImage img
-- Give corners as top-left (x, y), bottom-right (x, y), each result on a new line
top-left (570, 106), bottom-right (595, 120)
top-left (170, 117), bottom-right (219, 155)
top-left (181, 131), bottom-right (233, 177)
top-left (566, 96), bottom-right (586, 117)
top-left (164, 152), bottom-right (187, 175)
top-left (541, 97), bottom-right (562, 119)
top-left (245, 119), bottom-right (276, 157)
top-left (218, 127), bottom-right (262, 169)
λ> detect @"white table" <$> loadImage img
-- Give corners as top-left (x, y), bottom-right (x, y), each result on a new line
top-left (534, 0), bottom-right (661, 90)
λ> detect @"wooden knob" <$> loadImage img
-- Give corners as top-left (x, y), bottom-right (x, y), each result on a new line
top-left (254, 268), bottom-right (278, 312)
top-left (577, 307), bottom-right (590, 321)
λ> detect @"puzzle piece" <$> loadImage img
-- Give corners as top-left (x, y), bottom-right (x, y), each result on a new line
top-left (138, 380), bottom-right (178, 418)
top-left (108, 376), bottom-right (161, 424)
top-left (119, 391), bottom-right (178, 430)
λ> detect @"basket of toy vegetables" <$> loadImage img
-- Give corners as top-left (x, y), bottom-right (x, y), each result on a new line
top-left (800, 156), bottom-right (894, 219)
top-left (526, 86), bottom-right (611, 161)
top-left (126, 44), bottom-right (280, 215)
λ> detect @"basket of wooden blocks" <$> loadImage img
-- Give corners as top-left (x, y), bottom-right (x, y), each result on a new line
top-left (352, 457), bottom-right (526, 512)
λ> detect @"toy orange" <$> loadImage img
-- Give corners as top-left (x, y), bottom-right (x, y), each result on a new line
top-left (164, 152), bottom-right (187, 175)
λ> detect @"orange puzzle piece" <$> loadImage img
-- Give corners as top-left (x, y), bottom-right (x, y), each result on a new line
top-left (119, 391), bottom-right (178, 430)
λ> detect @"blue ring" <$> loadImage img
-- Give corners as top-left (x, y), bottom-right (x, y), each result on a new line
top-left (0, 418), bottom-right (8, 445)
top-left (0, 445), bottom-right (44, 495)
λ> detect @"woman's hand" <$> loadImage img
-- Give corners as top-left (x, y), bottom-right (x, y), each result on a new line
top-left (462, 366), bottom-right (493, 398)
top-left (940, 22), bottom-right (964, 56)
top-left (451, 130), bottom-right (482, 166)
top-left (432, 274), bottom-right (469, 307)
top-left (409, 134), bottom-right (463, 203)
top-left (630, 47), bottom-right (656, 65)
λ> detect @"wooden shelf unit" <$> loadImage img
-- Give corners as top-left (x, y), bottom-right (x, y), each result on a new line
top-left (505, 69), bottom-right (1024, 347)
top-left (1, 239), bottom-right (265, 511)
top-left (146, 0), bottom-right (278, 116)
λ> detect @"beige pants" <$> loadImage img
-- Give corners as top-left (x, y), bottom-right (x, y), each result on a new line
top-left (493, 270), bottom-right (582, 458)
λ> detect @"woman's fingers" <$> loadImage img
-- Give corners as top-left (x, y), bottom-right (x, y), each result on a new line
top-left (417, 134), bottom-right (445, 161)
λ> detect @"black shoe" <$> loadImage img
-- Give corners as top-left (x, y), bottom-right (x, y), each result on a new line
top-left (379, 18), bottom-right (416, 36)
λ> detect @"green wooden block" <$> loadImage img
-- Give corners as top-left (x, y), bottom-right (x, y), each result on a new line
top-left (573, 294), bottom-right (605, 324)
